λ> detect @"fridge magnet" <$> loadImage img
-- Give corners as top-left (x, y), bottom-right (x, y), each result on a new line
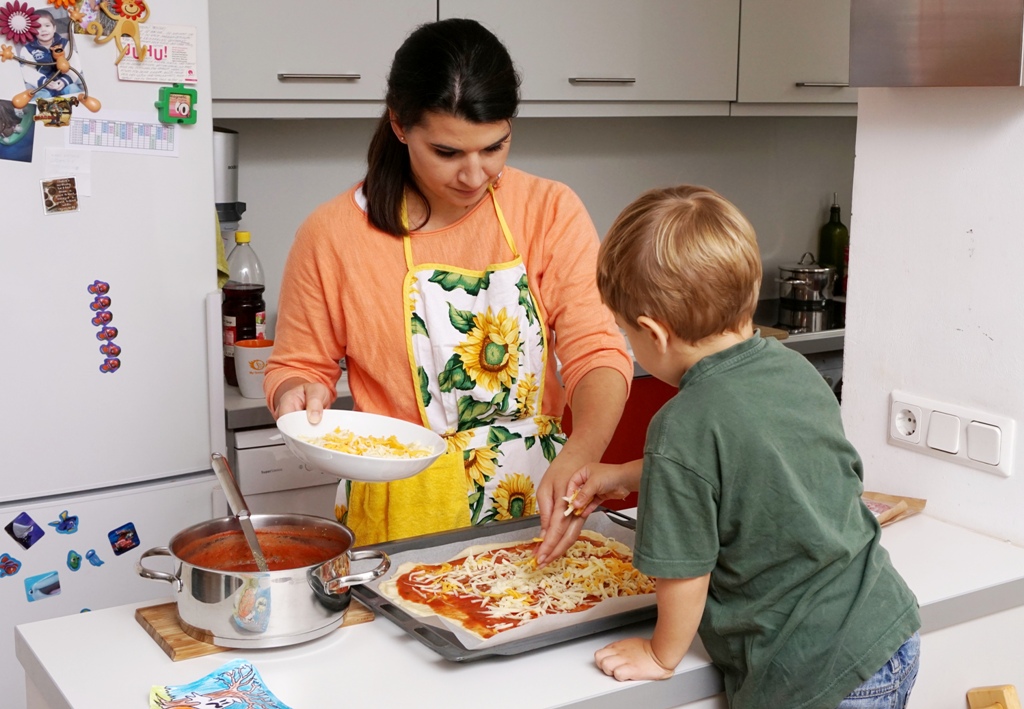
top-left (66, 549), bottom-right (81, 571)
top-left (40, 175), bottom-right (78, 213)
top-left (0, 99), bottom-right (36, 163)
top-left (89, 294), bottom-right (110, 310)
top-left (2, 5), bottom-right (102, 115)
top-left (0, 552), bottom-right (22, 577)
top-left (96, 325), bottom-right (117, 341)
top-left (83, 0), bottom-right (148, 65)
top-left (154, 82), bottom-right (195, 124)
top-left (150, 658), bottom-right (293, 709)
top-left (4, 511), bottom-right (44, 549)
top-left (87, 278), bottom-right (109, 294)
top-left (91, 309), bottom-right (112, 325)
top-left (107, 521), bottom-right (139, 555)
top-left (85, 548), bottom-right (104, 566)
top-left (99, 356), bottom-right (120, 372)
top-left (24, 570), bottom-right (61, 601)
top-left (99, 341), bottom-right (120, 356)
top-left (48, 509), bottom-right (79, 534)
top-left (32, 93), bottom-right (78, 125)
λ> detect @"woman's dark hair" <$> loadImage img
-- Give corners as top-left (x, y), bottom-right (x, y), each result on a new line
top-left (364, 18), bottom-right (521, 236)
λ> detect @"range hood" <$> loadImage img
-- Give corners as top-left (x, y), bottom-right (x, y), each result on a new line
top-left (850, 0), bottom-right (1024, 87)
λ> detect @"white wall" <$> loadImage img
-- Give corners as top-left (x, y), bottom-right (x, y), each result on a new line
top-left (845, 89), bottom-right (1024, 545)
top-left (216, 116), bottom-right (857, 336)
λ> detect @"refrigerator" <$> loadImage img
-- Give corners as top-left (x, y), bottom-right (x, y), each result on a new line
top-left (0, 2), bottom-right (221, 705)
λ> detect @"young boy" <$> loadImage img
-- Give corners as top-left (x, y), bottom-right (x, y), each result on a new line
top-left (564, 186), bottom-right (921, 708)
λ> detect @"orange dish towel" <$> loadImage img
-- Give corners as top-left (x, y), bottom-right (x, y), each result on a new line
top-left (347, 448), bottom-right (470, 545)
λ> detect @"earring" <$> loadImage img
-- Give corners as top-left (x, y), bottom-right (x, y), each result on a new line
top-left (396, 135), bottom-right (406, 143)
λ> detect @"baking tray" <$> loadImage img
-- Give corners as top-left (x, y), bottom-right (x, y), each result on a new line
top-left (351, 508), bottom-right (655, 662)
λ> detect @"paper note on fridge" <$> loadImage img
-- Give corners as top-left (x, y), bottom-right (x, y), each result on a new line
top-left (116, 25), bottom-right (198, 84)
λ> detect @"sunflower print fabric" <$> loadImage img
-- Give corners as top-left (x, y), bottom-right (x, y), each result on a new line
top-left (406, 249), bottom-right (562, 526)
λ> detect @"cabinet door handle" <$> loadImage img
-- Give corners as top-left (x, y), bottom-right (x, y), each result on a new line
top-left (795, 81), bottom-right (850, 88)
top-left (277, 73), bottom-right (362, 81)
top-left (568, 77), bottom-right (637, 85)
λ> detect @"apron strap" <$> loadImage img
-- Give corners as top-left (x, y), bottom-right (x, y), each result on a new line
top-left (401, 186), bottom-right (519, 271)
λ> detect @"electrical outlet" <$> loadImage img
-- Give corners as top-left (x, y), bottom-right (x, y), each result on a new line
top-left (889, 402), bottom-right (922, 444)
top-left (888, 390), bottom-right (1015, 478)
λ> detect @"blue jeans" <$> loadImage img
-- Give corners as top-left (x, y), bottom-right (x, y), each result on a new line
top-left (836, 632), bottom-right (921, 708)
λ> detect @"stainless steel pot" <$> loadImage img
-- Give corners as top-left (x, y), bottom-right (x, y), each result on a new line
top-left (137, 513), bottom-right (389, 649)
top-left (777, 252), bottom-right (835, 304)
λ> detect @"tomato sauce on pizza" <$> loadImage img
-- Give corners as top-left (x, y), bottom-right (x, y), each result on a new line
top-left (382, 530), bottom-right (655, 639)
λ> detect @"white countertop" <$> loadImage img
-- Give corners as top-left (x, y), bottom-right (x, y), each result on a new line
top-left (17, 514), bottom-right (1024, 709)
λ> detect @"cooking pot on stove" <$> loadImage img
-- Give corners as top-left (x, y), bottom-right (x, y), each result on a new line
top-left (777, 252), bottom-right (835, 304)
top-left (136, 513), bottom-right (389, 649)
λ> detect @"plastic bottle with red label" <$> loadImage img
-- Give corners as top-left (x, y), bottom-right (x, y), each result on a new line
top-left (222, 230), bottom-right (266, 387)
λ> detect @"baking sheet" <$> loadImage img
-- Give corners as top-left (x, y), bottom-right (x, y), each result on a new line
top-left (351, 509), bottom-right (656, 661)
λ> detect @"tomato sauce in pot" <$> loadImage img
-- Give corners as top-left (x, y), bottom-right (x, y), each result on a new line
top-left (176, 525), bottom-right (343, 572)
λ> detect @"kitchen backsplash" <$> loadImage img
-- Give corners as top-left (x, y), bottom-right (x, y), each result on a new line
top-left (216, 116), bottom-right (857, 337)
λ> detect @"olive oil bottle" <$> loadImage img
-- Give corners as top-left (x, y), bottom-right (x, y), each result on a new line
top-left (818, 193), bottom-right (850, 296)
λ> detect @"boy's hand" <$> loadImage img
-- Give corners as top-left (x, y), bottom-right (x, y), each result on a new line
top-left (595, 637), bottom-right (674, 681)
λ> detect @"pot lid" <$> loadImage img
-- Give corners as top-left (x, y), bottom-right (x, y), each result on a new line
top-left (779, 252), bottom-right (834, 274)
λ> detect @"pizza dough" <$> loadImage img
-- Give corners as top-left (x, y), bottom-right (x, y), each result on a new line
top-left (378, 529), bottom-right (655, 640)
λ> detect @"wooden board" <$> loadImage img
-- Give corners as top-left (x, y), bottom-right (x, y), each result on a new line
top-left (135, 600), bottom-right (374, 661)
top-left (755, 324), bottom-right (789, 340)
top-left (862, 491), bottom-right (927, 527)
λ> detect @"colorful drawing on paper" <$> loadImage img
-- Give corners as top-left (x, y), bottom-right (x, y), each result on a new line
top-left (5, 511), bottom-right (44, 549)
top-left (150, 659), bottom-right (294, 709)
top-left (24, 570), bottom-right (61, 601)
top-left (107, 521), bottom-right (139, 555)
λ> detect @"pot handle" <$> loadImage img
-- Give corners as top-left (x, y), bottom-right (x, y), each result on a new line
top-left (136, 547), bottom-right (182, 592)
top-left (320, 549), bottom-right (391, 594)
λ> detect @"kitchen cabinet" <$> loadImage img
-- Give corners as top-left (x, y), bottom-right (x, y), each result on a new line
top-left (733, 0), bottom-right (857, 115)
top-left (440, 0), bottom-right (740, 116)
top-left (209, 0), bottom-right (436, 118)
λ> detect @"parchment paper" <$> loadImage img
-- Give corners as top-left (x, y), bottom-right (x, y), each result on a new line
top-left (361, 514), bottom-right (655, 650)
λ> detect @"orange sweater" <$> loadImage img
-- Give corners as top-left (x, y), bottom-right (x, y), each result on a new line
top-left (264, 167), bottom-right (632, 424)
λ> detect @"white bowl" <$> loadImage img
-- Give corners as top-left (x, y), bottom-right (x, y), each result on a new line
top-left (276, 410), bottom-right (445, 482)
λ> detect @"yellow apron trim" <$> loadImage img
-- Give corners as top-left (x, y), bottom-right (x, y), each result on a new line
top-left (346, 448), bottom-right (470, 545)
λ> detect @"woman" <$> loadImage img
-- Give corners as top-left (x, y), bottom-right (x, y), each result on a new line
top-left (265, 18), bottom-right (631, 547)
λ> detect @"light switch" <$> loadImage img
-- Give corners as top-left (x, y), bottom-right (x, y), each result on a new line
top-left (967, 421), bottom-right (1001, 465)
top-left (927, 411), bottom-right (960, 453)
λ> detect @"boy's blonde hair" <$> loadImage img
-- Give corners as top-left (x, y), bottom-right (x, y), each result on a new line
top-left (597, 185), bottom-right (762, 343)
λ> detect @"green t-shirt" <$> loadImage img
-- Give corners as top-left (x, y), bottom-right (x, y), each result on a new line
top-left (634, 334), bottom-right (920, 709)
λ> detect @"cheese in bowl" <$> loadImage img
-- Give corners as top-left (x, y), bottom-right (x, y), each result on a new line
top-left (277, 410), bottom-right (445, 482)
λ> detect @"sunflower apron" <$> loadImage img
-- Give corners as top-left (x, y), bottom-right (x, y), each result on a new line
top-left (341, 186), bottom-right (565, 545)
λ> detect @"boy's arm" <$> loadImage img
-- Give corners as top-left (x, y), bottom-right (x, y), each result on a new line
top-left (534, 458), bottom-right (643, 567)
top-left (596, 574), bottom-right (710, 681)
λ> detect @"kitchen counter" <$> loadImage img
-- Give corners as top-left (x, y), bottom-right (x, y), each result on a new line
top-left (16, 513), bottom-right (1024, 709)
top-left (224, 374), bottom-right (353, 430)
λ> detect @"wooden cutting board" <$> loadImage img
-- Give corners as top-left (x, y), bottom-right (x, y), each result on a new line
top-left (756, 323), bottom-right (789, 340)
top-left (135, 600), bottom-right (374, 661)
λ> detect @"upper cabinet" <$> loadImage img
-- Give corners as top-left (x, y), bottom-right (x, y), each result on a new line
top-left (439, 0), bottom-right (740, 116)
top-left (209, 0), bottom-right (437, 118)
top-left (735, 0), bottom-right (857, 114)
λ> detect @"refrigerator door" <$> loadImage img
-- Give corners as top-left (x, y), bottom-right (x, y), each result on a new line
top-left (0, 0), bottom-right (216, 502)
top-left (2, 473), bottom-right (216, 709)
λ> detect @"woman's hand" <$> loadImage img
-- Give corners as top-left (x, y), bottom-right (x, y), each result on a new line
top-left (273, 378), bottom-right (334, 423)
top-left (534, 459), bottom-right (641, 567)
top-left (595, 637), bottom-right (674, 682)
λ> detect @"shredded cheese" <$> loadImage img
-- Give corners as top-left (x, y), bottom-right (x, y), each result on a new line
top-left (301, 427), bottom-right (433, 459)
